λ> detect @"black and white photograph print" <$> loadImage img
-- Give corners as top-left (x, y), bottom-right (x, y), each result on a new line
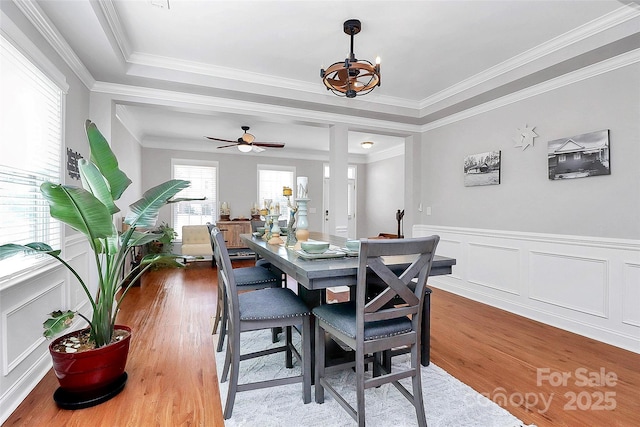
top-left (547, 129), bottom-right (610, 180)
top-left (463, 150), bottom-right (501, 187)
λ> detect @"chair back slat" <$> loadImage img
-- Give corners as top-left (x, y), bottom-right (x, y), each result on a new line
top-left (364, 305), bottom-right (419, 323)
top-left (356, 236), bottom-right (440, 338)
top-left (366, 258), bottom-right (419, 308)
top-left (212, 228), bottom-right (240, 325)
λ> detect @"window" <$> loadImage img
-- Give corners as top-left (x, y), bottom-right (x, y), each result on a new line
top-left (558, 154), bottom-right (567, 163)
top-left (257, 165), bottom-right (295, 220)
top-left (172, 160), bottom-right (218, 240)
top-left (0, 34), bottom-right (64, 279)
top-left (323, 164), bottom-right (357, 180)
top-left (573, 152), bottom-right (581, 160)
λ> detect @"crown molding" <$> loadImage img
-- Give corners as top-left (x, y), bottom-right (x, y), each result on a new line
top-left (126, 51), bottom-right (419, 110)
top-left (418, 5), bottom-right (640, 111)
top-left (12, 0), bottom-right (95, 89)
top-left (366, 144), bottom-right (405, 164)
top-left (115, 104), bottom-right (142, 143)
top-left (421, 47), bottom-right (640, 132)
top-left (142, 135), bottom-right (368, 163)
top-left (91, 81), bottom-right (422, 134)
top-left (1, 8), bottom-right (68, 92)
top-left (97, 0), bottom-right (132, 59)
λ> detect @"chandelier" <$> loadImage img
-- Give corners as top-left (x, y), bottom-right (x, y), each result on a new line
top-left (320, 19), bottom-right (381, 98)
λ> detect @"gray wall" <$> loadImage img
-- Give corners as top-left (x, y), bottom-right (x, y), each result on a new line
top-left (419, 63), bottom-right (640, 240)
top-left (361, 155), bottom-right (405, 237)
top-left (140, 148), bottom-right (327, 234)
top-left (112, 120), bottom-right (142, 217)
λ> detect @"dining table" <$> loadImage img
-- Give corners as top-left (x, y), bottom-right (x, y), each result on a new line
top-left (240, 232), bottom-right (456, 367)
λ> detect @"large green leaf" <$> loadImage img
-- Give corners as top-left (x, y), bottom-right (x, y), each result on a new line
top-left (124, 179), bottom-right (190, 228)
top-left (85, 120), bottom-right (132, 201)
top-left (41, 182), bottom-right (113, 239)
top-left (43, 310), bottom-right (75, 338)
top-left (0, 243), bottom-right (59, 260)
top-left (79, 159), bottom-right (119, 214)
top-left (128, 231), bottom-right (167, 248)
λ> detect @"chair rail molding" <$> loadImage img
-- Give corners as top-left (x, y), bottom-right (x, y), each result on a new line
top-left (413, 224), bottom-right (640, 354)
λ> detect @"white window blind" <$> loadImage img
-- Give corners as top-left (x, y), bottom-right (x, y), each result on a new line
top-left (0, 34), bottom-right (63, 278)
top-left (257, 166), bottom-right (294, 221)
top-left (172, 161), bottom-right (217, 240)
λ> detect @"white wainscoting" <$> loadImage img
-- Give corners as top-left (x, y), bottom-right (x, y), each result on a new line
top-left (413, 225), bottom-right (640, 354)
top-left (0, 234), bottom-right (93, 424)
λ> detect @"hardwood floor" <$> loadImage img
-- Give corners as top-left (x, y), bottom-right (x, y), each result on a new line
top-left (429, 287), bottom-right (640, 427)
top-left (4, 261), bottom-right (639, 426)
top-left (4, 261), bottom-right (224, 427)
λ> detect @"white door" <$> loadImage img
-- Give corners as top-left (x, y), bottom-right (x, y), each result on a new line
top-left (322, 165), bottom-right (357, 238)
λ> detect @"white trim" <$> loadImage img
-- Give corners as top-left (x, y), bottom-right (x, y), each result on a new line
top-left (418, 5), bottom-right (640, 110)
top-left (366, 144), bottom-right (405, 163)
top-left (115, 104), bottom-right (143, 143)
top-left (413, 224), bottom-right (640, 353)
top-left (171, 158), bottom-right (219, 169)
top-left (415, 224), bottom-right (640, 251)
top-left (256, 164), bottom-right (296, 173)
top-left (11, 0), bottom-right (94, 89)
top-left (90, 81), bottom-right (422, 134)
top-left (0, 9), bottom-right (68, 92)
top-left (97, 0), bottom-right (132, 59)
top-left (422, 48), bottom-right (640, 132)
top-left (0, 349), bottom-right (51, 425)
top-left (2, 280), bottom-right (63, 375)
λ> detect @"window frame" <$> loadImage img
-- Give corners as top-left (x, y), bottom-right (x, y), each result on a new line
top-left (0, 26), bottom-right (68, 283)
top-left (171, 159), bottom-right (219, 241)
top-left (257, 164), bottom-right (296, 221)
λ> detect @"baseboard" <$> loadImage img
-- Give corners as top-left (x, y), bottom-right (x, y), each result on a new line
top-left (0, 351), bottom-right (52, 425)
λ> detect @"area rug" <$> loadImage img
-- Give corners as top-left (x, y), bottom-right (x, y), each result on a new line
top-left (215, 330), bottom-right (534, 427)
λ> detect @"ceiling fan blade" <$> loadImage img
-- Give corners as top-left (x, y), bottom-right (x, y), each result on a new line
top-left (253, 142), bottom-right (285, 148)
top-left (216, 143), bottom-right (239, 149)
top-left (206, 136), bottom-right (236, 143)
top-left (252, 145), bottom-right (266, 153)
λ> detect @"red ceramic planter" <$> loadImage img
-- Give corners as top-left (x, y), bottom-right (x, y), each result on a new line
top-left (49, 325), bottom-right (131, 393)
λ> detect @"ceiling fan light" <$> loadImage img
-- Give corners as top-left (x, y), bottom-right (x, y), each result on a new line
top-left (237, 144), bottom-right (253, 153)
top-left (361, 141), bottom-right (374, 149)
top-left (242, 132), bottom-right (255, 143)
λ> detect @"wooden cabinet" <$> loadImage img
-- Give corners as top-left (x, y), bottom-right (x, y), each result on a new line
top-left (216, 221), bottom-right (251, 249)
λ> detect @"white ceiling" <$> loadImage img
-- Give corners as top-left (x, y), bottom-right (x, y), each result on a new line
top-left (29, 0), bottom-right (639, 159)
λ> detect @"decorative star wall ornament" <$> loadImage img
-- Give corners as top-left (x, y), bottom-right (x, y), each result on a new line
top-left (513, 124), bottom-right (538, 151)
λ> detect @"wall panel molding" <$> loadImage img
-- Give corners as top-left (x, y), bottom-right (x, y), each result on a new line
top-left (622, 262), bottom-right (640, 327)
top-left (2, 281), bottom-right (64, 375)
top-left (467, 243), bottom-right (520, 295)
top-left (529, 250), bottom-right (608, 318)
top-left (413, 224), bottom-right (640, 353)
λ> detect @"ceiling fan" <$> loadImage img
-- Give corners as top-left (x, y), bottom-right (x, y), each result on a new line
top-left (205, 126), bottom-right (285, 153)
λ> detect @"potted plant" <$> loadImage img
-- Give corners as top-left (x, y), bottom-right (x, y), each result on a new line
top-left (0, 120), bottom-right (189, 405)
top-left (147, 222), bottom-right (177, 254)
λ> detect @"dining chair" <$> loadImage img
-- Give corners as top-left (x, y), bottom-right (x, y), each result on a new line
top-left (312, 235), bottom-right (439, 427)
top-left (212, 228), bottom-right (311, 419)
top-left (210, 228), bottom-right (285, 352)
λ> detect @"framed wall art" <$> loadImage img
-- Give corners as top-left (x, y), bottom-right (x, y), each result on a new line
top-left (463, 150), bottom-right (501, 187)
top-left (547, 129), bottom-right (610, 180)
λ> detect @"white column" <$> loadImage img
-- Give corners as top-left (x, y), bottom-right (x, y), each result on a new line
top-left (329, 124), bottom-right (349, 237)
top-left (89, 92), bottom-right (114, 143)
top-left (404, 133), bottom-right (421, 237)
